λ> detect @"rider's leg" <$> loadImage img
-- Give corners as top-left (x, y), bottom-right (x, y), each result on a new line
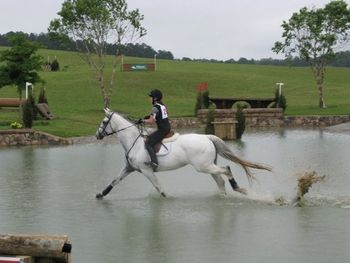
top-left (145, 143), bottom-right (158, 170)
top-left (145, 130), bottom-right (166, 171)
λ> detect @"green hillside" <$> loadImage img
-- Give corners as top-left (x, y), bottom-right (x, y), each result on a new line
top-left (1, 48), bottom-right (350, 137)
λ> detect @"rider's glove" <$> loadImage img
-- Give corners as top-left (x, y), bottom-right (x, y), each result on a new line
top-left (136, 118), bottom-right (144, 125)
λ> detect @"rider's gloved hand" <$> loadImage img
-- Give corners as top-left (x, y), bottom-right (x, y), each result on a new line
top-left (136, 118), bottom-right (144, 125)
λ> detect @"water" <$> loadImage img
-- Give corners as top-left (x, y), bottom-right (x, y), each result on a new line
top-left (1, 129), bottom-right (350, 263)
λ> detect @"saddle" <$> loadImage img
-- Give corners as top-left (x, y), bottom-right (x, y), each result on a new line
top-left (153, 131), bottom-right (179, 154)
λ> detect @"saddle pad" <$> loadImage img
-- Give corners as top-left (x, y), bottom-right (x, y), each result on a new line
top-left (162, 132), bottom-right (180, 143)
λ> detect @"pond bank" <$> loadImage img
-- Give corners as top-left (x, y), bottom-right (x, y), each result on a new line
top-left (0, 115), bottom-right (349, 146)
top-left (0, 129), bottom-right (72, 147)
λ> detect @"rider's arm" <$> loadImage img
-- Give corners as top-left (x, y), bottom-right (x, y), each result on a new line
top-left (144, 106), bottom-right (158, 124)
top-left (144, 114), bottom-right (156, 124)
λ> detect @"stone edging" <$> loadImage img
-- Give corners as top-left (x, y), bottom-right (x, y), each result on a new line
top-left (1, 113), bottom-right (349, 147)
top-left (196, 109), bottom-right (350, 127)
top-left (0, 129), bottom-right (72, 147)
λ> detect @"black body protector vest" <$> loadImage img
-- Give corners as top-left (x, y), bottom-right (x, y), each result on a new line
top-left (152, 103), bottom-right (171, 131)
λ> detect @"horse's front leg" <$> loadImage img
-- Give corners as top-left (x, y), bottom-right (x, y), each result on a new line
top-left (96, 164), bottom-right (134, 199)
top-left (142, 169), bottom-right (166, 197)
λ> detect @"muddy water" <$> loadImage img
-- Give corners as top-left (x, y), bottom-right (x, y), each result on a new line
top-left (0, 129), bottom-right (349, 263)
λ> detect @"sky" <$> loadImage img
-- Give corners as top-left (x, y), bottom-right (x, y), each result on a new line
top-left (0, 0), bottom-right (346, 60)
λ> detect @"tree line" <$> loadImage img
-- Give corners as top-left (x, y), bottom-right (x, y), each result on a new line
top-left (182, 52), bottom-right (350, 67)
top-left (1, 31), bottom-right (350, 67)
top-left (0, 31), bottom-right (174, 60)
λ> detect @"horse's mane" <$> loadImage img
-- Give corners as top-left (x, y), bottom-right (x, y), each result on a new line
top-left (113, 111), bottom-right (135, 125)
top-left (113, 111), bottom-right (148, 135)
top-left (122, 113), bottom-right (135, 123)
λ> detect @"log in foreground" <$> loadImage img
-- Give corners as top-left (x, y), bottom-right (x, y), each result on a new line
top-left (0, 234), bottom-right (71, 263)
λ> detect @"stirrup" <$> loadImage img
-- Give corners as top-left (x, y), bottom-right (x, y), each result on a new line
top-left (144, 161), bottom-right (159, 171)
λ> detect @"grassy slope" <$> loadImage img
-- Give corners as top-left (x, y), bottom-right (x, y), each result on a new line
top-left (0, 47), bottom-right (350, 137)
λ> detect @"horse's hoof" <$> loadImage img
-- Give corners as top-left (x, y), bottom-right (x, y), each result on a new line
top-left (235, 187), bottom-right (247, 195)
top-left (161, 192), bottom-right (166, 198)
top-left (96, 193), bottom-right (104, 199)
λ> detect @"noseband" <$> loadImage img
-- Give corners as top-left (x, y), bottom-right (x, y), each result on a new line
top-left (98, 112), bottom-right (115, 138)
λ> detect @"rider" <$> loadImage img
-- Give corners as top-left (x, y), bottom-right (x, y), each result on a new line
top-left (142, 89), bottom-right (171, 171)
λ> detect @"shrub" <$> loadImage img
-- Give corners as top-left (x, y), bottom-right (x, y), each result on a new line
top-left (235, 105), bottom-right (246, 140)
top-left (194, 92), bottom-right (203, 116)
top-left (27, 91), bottom-right (38, 120)
top-left (194, 83), bottom-right (210, 116)
top-left (38, 86), bottom-right (48, 104)
top-left (272, 87), bottom-right (287, 112)
top-left (202, 90), bottom-right (210, 109)
top-left (22, 93), bottom-right (35, 128)
top-left (205, 109), bottom-right (215, 135)
top-left (51, 59), bottom-right (60, 71)
top-left (10, 121), bottom-right (23, 129)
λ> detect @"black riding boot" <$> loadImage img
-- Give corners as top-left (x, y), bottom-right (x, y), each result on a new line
top-left (145, 144), bottom-right (158, 171)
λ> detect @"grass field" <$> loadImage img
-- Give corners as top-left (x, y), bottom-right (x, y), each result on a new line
top-left (1, 48), bottom-right (350, 137)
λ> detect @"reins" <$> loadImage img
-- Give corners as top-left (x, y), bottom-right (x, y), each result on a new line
top-left (100, 112), bottom-right (140, 136)
top-left (99, 112), bottom-right (148, 168)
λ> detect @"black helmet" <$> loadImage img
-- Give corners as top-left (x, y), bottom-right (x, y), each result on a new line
top-left (148, 89), bottom-right (163, 101)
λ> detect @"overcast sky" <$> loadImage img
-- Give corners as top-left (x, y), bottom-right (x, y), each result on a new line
top-left (0, 0), bottom-right (346, 60)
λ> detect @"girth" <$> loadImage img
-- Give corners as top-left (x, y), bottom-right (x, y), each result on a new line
top-left (154, 131), bottom-right (175, 153)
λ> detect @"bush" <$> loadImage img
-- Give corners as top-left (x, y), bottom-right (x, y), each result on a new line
top-left (194, 92), bottom-right (203, 116)
top-left (51, 59), bottom-right (60, 71)
top-left (272, 87), bottom-right (287, 112)
top-left (22, 93), bottom-right (35, 128)
top-left (194, 84), bottom-right (210, 116)
top-left (10, 121), bottom-right (22, 129)
top-left (27, 91), bottom-right (38, 120)
top-left (205, 109), bottom-right (215, 135)
top-left (202, 90), bottom-right (210, 108)
top-left (235, 105), bottom-right (246, 140)
top-left (38, 86), bottom-right (48, 104)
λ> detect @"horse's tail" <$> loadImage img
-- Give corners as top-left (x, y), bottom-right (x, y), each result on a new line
top-left (207, 135), bottom-right (272, 183)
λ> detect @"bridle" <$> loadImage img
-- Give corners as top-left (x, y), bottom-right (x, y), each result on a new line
top-left (97, 112), bottom-right (147, 169)
top-left (98, 112), bottom-right (138, 138)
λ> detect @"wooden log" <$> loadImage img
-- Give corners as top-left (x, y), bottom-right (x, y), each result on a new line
top-left (0, 235), bottom-right (71, 263)
top-left (0, 98), bottom-right (26, 107)
top-left (0, 256), bottom-right (33, 263)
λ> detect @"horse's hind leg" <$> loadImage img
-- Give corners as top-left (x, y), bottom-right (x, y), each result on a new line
top-left (225, 166), bottom-right (247, 195)
top-left (202, 164), bottom-right (247, 195)
top-left (211, 174), bottom-right (226, 195)
top-left (96, 164), bottom-right (134, 199)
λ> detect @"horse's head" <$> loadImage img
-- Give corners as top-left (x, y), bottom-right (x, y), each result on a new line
top-left (96, 108), bottom-right (115, 140)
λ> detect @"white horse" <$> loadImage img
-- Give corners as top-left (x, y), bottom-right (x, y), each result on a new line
top-left (95, 108), bottom-right (272, 198)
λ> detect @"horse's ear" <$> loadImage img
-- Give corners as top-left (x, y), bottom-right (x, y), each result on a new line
top-left (104, 108), bottom-right (110, 114)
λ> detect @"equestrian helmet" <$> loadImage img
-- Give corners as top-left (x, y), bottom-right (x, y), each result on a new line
top-left (148, 89), bottom-right (163, 101)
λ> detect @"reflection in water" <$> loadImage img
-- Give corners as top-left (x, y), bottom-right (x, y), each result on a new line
top-left (0, 129), bottom-right (350, 263)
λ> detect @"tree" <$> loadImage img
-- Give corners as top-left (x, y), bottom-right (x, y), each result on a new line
top-left (273, 0), bottom-right (350, 108)
top-left (48, 0), bottom-right (146, 108)
top-left (157, 50), bottom-right (174, 60)
top-left (0, 33), bottom-right (43, 97)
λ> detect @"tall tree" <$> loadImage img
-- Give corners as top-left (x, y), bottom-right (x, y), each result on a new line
top-left (0, 33), bottom-right (43, 97)
top-left (272, 0), bottom-right (350, 108)
top-left (48, 0), bottom-right (146, 107)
